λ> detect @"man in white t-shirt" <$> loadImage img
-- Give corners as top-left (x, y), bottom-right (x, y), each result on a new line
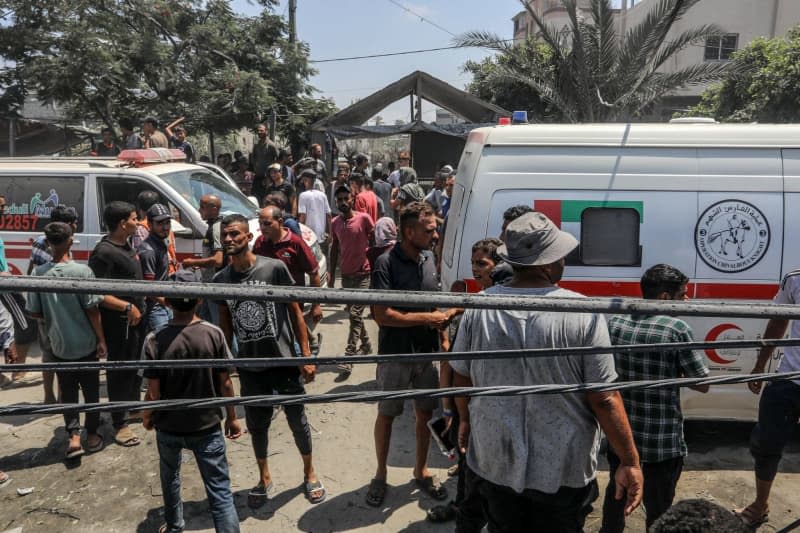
top-left (737, 269), bottom-right (800, 528)
top-left (298, 169), bottom-right (332, 250)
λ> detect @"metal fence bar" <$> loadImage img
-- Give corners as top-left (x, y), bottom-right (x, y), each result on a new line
top-left (0, 276), bottom-right (796, 318)
top-left (2, 370), bottom-right (798, 417)
top-left (1, 337), bottom-right (798, 373)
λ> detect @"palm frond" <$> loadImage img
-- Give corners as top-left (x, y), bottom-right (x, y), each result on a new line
top-left (629, 61), bottom-right (735, 113)
top-left (493, 62), bottom-right (579, 123)
top-left (452, 30), bottom-right (513, 53)
top-left (649, 24), bottom-right (722, 72)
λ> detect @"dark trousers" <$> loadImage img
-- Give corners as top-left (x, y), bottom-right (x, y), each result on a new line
top-left (601, 450), bottom-right (683, 532)
top-left (446, 412), bottom-right (487, 533)
top-left (104, 314), bottom-right (143, 429)
top-left (238, 369), bottom-right (312, 459)
top-left (479, 477), bottom-right (598, 533)
top-left (750, 380), bottom-right (800, 482)
top-left (55, 352), bottom-right (100, 437)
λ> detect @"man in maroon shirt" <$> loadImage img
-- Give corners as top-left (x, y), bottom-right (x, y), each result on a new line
top-left (329, 185), bottom-right (375, 375)
top-left (253, 206), bottom-right (323, 326)
top-left (349, 173), bottom-right (379, 223)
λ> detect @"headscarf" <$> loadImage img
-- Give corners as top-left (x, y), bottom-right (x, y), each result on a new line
top-left (374, 217), bottom-right (397, 248)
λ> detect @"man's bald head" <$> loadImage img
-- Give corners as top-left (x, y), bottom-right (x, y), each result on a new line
top-left (259, 205), bottom-right (282, 221)
top-left (200, 195), bottom-right (221, 209)
top-left (199, 194), bottom-right (221, 222)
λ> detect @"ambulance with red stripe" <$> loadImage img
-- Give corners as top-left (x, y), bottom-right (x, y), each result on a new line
top-left (0, 149), bottom-right (327, 283)
top-left (441, 122), bottom-right (800, 420)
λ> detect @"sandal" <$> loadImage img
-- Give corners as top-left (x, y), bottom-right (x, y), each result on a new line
top-left (0, 471), bottom-right (10, 487)
top-left (426, 501), bottom-right (457, 522)
top-left (733, 505), bottom-right (769, 528)
top-left (86, 435), bottom-right (104, 453)
top-left (303, 478), bottom-right (327, 504)
top-left (247, 481), bottom-right (273, 508)
top-left (65, 444), bottom-right (85, 459)
top-left (414, 475), bottom-right (448, 501)
top-left (365, 478), bottom-right (386, 507)
top-left (114, 426), bottom-right (140, 447)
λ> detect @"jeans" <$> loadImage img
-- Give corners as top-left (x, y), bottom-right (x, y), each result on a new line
top-left (601, 450), bottom-right (684, 532)
top-left (340, 273), bottom-right (370, 355)
top-left (55, 352), bottom-right (100, 437)
top-left (157, 426), bottom-right (240, 533)
top-left (147, 303), bottom-right (173, 334)
top-left (238, 369), bottom-right (312, 459)
top-left (750, 379), bottom-right (800, 482)
top-left (479, 477), bottom-right (598, 533)
top-left (447, 412), bottom-right (487, 533)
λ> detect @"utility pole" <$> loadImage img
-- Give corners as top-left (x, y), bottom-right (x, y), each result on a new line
top-left (288, 0), bottom-right (297, 44)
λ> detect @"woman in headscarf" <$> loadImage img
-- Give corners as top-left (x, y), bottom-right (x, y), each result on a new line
top-left (366, 217), bottom-right (397, 271)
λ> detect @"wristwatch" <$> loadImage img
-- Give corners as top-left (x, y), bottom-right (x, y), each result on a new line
top-left (124, 303), bottom-right (132, 313)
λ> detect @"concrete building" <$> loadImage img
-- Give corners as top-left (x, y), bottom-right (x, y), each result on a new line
top-left (512, 0), bottom-right (800, 115)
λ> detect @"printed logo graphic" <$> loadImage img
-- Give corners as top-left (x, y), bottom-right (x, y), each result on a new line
top-left (231, 300), bottom-right (277, 342)
top-left (704, 323), bottom-right (744, 364)
top-left (695, 200), bottom-right (769, 273)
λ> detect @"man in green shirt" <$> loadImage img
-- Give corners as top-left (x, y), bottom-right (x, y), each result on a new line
top-left (27, 222), bottom-right (107, 459)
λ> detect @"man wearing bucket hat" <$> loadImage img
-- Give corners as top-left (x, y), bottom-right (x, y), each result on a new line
top-left (450, 212), bottom-right (643, 532)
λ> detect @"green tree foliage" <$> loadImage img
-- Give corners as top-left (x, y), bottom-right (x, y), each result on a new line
top-left (0, 0), bottom-right (330, 138)
top-left (457, 0), bottom-right (734, 122)
top-left (686, 28), bottom-right (800, 122)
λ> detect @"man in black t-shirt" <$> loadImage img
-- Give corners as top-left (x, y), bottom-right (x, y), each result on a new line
top-left (142, 269), bottom-right (242, 533)
top-left (88, 201), bottom-right (145, 447)
top-left (213, 214), bottom-right (326, 507)
top-left (137, 203), bottom-right (173, 333)
top-left (266, 163), bottom-right (296, 214)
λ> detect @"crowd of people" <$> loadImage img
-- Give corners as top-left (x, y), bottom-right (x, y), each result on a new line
top-left (92, 116), bottom-right (196, 163)
top-left (0, 140), bottom-right (797, 533)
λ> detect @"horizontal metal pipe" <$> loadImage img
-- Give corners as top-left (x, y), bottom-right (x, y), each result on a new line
top-left (1, 337), bottom-right (797, 373)
top-left (0, 276), bottom-right (796, 318)
top-left (2, 371), bottom-right (799, 417)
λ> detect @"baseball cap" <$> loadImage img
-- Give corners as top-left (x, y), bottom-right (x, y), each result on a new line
top-left (146, 203), bottom-right (171, 222)
top-left (497, 212), bottom-right (579, 266)
top-left (268, 163), bottom-right (281, 172)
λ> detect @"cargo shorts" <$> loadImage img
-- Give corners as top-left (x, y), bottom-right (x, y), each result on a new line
top-left (376, 361), bottom-right (439, 417)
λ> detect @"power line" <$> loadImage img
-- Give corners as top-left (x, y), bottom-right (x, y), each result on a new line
top-left (385, 0), bottom-right (455, 37)
top-left (310, 40), bottom-right (514, 64)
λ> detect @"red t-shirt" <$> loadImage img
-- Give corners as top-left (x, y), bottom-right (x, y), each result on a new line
top-left (331, 211), bottom-right (374, 275)
top-left (252, 230), bottom-right (318, 286)
top-left (354, 191), bottom-right (379, 223)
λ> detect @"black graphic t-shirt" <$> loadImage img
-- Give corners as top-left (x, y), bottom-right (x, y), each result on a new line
top-left (213, 256), bottom-right (297, 367)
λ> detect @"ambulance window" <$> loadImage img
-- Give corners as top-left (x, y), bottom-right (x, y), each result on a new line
top-left (579, 208), bottom-right (641, 266)
top-left (0, 176), bottom-right (84, 232)
top-left (97, 178), bottom-right (172, 231)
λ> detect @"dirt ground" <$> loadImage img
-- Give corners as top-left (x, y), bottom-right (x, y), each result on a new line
top-left (1, 303), bottom-right (799, 532)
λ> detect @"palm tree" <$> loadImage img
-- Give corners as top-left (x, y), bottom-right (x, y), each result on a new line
top-left (456, 0), bottom-right (736, 122)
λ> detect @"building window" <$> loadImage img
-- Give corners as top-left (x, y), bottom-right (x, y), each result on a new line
top-left (704, 34), bottom-right (738, 61)
top-left (572, 208), bottom-right (641, 266)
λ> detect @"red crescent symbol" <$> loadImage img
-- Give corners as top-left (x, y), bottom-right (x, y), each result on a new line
top-left (704, 323), bottom-right (743, 364)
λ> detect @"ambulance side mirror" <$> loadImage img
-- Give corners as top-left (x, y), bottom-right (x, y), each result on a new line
top-left (170, 219), bottom-right (195, 239)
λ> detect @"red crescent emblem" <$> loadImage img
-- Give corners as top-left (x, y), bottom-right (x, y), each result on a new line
top-left (704, 323), bottom-right (743, 364)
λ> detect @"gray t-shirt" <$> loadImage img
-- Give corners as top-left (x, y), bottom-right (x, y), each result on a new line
top-left (213, 256), bottom-right (297, 365)
top-left (451, 285), bottom-right (616, 494)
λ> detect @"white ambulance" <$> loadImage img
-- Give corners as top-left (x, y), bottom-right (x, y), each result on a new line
top-left (0, 149), bottom-right (327, 284)
top-left (441, 122), bottom-right (800, 421)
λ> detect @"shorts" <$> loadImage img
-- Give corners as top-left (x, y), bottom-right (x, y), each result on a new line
top-left (376, 361), bottom-right (439, 417)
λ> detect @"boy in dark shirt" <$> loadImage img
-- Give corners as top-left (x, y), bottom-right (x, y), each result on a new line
top-left (142, 269), bottom-right (242, 533)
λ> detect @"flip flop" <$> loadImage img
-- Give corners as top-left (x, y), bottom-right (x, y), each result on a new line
top-left (65, 444), bottom-right (85, 459)
top-left (365, 478), bottom-right (386, 507)
top-left (0, 471), bottom-right (10, 487)
top-left (247, 481), bottom-right (273, 508)
top-left (304, 478), bottom-right (327, 504)
top-left (426, 501), bottom-right (458, 523)
top-left (733, 506), bottom-right (769, 528)
top-left (414, 475), bottom-right (448, 501)
top-left (114, 426), bottom-right (141, 447)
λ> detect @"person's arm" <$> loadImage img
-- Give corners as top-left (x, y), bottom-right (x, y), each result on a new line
top-left (586, 391), bottom-right (643, 516)
top-left (84, 306), bottom-right (107, 359)
top-left (101, 295), bottom-right (142, 326)
top-left (164, 116), bottom-right (184, 139)
top-left (308, 271), bottom-right (323, 323)
top-left (183, 251), bottom-right (223, 270)
top-left (218, 303), bottom-right (233, 348)
top-left (141, 377), bottom-right (161, 430)
top-left (372, 305), bottom-right (449, 329)
top-left (217, 370), bottom-right (242, 439)
top-left (749, 317), bottom-right (790, 394)
top-left (328, 232), bottom-right (339, 285)
top-left (325, 213), bottom-right (332, 239)
top-left (453, 370), bottom-right (472, 453)
top-left (289, 301), bottom-right (314, 383)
